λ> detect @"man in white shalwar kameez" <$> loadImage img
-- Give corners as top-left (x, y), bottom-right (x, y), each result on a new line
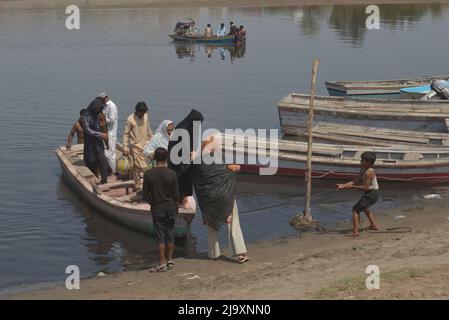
top-left (98, 92), bottom-right (118, 174)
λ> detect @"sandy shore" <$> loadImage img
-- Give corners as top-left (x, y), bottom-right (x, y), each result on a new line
top-left (1, 0), bottom-right (449, 10)
top-left (5, 186), bottom-right (449, 300)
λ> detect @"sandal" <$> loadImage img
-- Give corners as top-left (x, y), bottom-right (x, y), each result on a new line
top-left (149, 264), bottom-right (168, 273)
top-left (237, 256), bottom-right (250, 264)
top-left (167, 260), bottom-right (175, 269)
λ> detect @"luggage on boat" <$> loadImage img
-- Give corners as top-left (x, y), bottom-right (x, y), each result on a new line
top-left (116, 155), bottom-right (133, 176)
top-left (174, 22), bottom-right (190, 35)
top-left (431, 79), bottom-right (449, 99)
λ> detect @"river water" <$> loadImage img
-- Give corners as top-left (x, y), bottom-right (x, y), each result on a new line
top-left (0, 3), bottom-right (448, 291)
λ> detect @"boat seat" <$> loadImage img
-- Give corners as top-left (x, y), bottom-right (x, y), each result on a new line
top-left (76, 166), bottom-right (96, 178)
top-left (97, 180), bottom-right (135, 192)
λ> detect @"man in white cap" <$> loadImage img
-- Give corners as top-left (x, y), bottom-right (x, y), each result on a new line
top-left (98, 92), bottom-right (118, 174)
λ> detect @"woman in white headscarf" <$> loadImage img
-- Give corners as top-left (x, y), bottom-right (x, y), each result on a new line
top-left (143, 120), bottom-right (174, 166)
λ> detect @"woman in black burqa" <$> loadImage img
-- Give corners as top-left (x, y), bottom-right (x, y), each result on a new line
top-left (168, 109), bottom-right (204, 204)
top-left (192, 136), bottom-right (250, 263)
top-left (82, 97), bottom-right (109, 184)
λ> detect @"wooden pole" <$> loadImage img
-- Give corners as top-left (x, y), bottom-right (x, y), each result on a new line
top-left (304, 58), bottom-right (319, 217)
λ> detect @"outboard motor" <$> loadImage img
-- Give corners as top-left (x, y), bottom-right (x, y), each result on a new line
top-left (174, 22), bottom-right (190, 35)
top-left (431, 79), bottom-right (449, 100)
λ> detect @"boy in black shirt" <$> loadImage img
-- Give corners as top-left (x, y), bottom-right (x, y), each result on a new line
top-left (143, 148), bottom-right (179, 272)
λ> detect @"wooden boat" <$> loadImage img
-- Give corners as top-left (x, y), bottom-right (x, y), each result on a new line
top-left (169, 34), bottom-right (236, 43)
top-left (221, 134), bottom-right (449, 183)
top-left (278, 93), bottom-right (449, 137)
top-left (326, 75), bottom-right (449, 96)
top-left (309, 122), bottom-right (449, 147)
top-left (55, 143), bottom-right (196, 238)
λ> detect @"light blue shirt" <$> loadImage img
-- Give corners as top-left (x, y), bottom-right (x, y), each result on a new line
top-left (217, 26), bottom-right (226, 37)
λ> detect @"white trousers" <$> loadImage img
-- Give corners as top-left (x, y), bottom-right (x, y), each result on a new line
top-left (104, 132), bottom-right (117, 173)
top-left (207, 201), bottom-right (247, 259)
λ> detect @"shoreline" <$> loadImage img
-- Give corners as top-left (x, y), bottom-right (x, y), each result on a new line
top-left (1, 0), bottom-right (449, 10)
top-left (5, 186), bottom-right (449, 300)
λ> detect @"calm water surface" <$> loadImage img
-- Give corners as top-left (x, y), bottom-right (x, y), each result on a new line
top-left (1, 3), bottom-right (448, 291)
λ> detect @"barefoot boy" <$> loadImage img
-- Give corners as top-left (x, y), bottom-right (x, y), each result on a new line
top-left (337, 151), bottom-right (379, 237)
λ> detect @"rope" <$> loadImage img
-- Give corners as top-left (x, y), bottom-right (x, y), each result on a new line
top-left (238, 189), bottom-right (337, 214)
top-left (311, 170), bottom-right (449, 182)
top-left (366, 227), bottom-right (412, 233)
top-left (317, 226), bottom-right (412, 234)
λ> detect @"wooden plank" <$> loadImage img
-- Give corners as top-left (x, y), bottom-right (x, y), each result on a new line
top-left (98, 180), bottom-right (135, 191)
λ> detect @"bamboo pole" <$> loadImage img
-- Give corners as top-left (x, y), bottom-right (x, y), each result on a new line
top-left (304, 58), bottom-right (320, 217)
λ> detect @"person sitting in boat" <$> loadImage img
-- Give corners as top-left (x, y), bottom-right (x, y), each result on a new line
top-left (144, 120), bottom-right (174, 168)
top-left (186, 20), bottom-right (200, 37)
top-left (216, 23), bottom-right (226, 37)
top-left (236, 25), bottom-right (246, 42)
top-left (228, 21), bottom-right (238, 35)
top-left (66, 108), bottom-right (87, 151)
top-left (204, 24), bottom-right (213, 37)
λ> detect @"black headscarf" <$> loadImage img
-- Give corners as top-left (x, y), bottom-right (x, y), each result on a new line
top-left (168, 109), bottom-right (204, 198)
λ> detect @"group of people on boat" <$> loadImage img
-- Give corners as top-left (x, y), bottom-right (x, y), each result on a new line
top-left (176, 20), bottom-right (246, 41)
top-left (66, 93), bottom-right (250, 272)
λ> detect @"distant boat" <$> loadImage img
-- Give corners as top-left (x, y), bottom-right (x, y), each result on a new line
top-left (278, 93), bottom-right (449, 137)
top-left (325, 75), bottom-right (449, 96)
top-left (222, 134), bottom-right (449, 183)
top-left (55, 144), bottom-right (196, 238)
top-left (169, 34), bottom-right (237, 43)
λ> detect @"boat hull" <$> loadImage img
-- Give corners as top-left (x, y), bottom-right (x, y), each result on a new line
top-left (326, 75), bottom-right (449, 96)
top-left (56, 147), bottom-right (193, 238)
top-left (169, 34), bottom-right (236, 43)
top-left (239, 161), bottom-right (449, 183)
top-left (278, 94), bottom-right (449, 137)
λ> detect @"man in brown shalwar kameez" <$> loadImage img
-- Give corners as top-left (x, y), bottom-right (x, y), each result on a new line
top-left (123, 102), bottom-right (153, 192)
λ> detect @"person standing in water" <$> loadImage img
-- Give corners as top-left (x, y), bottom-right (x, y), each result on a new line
top-left (123, 102), bottom-right (153, 192)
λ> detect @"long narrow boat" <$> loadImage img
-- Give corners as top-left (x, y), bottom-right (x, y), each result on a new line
top-left (55, 144), bottom-right (196, 238)
top-left (278, 93), bottom-right (449, 136)
top-left (325, 75), bottom-right (449, 96)
top-left (221, 134), bottom-right (449, 183)
top-left (169, 34), bottom-right (236, 43)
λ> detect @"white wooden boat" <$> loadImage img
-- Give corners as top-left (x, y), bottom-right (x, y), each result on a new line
top-left (278, 93), bottom-right (449, 136)
top-left (326, 75), bottom-right (449, 96)
top-left (221, 134), bottom-right (449, 183)
top-left (55, 144), bottom-right (196, 238)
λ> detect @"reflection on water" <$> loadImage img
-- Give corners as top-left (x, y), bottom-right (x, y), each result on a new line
top-left (294, 4), bottom-right (445, 47)
top-left (174, 42), bottom-right (246, 61)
